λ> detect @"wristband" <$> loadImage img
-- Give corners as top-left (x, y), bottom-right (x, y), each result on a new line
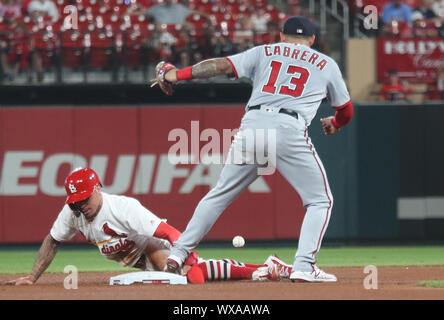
top-left (176, 66), bottom-right (193, 81)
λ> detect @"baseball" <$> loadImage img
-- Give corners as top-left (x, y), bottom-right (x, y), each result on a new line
top-left (232, 236), bottom-right (245, 248)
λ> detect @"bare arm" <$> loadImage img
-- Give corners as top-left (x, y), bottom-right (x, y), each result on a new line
top-left (192, 58), bottom-right (234, 79)
top-left (7, 234), bottom-right (60, 285)
top-left (165, 57), bottom-right (234, 82)
top-left (31, 233), bottom-right (60, 280)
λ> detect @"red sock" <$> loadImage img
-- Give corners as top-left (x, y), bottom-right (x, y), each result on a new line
top-left (229, 265), bottom-right (257, 279)
top-left (187, 265), bottom-right (205, 284)
top-left (244, 263), bottom-right (265, 268)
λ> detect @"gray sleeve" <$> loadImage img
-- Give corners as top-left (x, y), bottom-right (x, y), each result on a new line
top-left (177, 4), bottom-right (192, 17)
top-left (49, 2), bottom-right (59, 21)
top-left (227, 46), bottom-right (261, 80)
top-left (326, 61), bottom-right (351, 107)
top-left (145, 5), bottom-right (158, 18)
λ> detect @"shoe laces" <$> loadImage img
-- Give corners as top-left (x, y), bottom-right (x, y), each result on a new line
top-left (252, 266), bottom-right (269, 281)
top-left (310, 265), bottom-right (331, 279)
top-left (271, 257), bottom-right (291, 277)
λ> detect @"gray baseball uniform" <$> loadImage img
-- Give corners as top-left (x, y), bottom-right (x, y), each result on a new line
top-left (170, 42), bottom-right (350, 273)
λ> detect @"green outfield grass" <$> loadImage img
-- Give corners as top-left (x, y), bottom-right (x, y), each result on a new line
top-left (418, 281), bottom-right (444, 288)
top-left (1, 245), bottom-right (444, 275)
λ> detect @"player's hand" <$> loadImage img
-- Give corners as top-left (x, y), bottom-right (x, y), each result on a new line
top-left (181, 265), bottom-right (192, 276)
top-left (320, 116), bottom-right (340, 135)
top-left (184, 250), bottom-right (199, 266)
top-left (164, 68), bottom-right (178, 83)
top-left (6, 275), bottom-right (36, 286)
top-left (150, 61), bottom-right (177, 96)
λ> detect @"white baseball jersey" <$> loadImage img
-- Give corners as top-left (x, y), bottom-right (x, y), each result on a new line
top-left (227, 42), bottom-right (350, 125)
top-left (50, 193), bottom-right (168, 267)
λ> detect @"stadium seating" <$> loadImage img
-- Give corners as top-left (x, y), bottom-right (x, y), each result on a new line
top-left (353, 0), bottom-right (420, 14)
top-left (0, 0), bottom-right (282, 72)
top-left (61, 31), bottom-right (85, 69)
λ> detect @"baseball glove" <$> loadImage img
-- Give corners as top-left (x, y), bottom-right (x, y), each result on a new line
top-left (150, 61), bottom-right (176, 96)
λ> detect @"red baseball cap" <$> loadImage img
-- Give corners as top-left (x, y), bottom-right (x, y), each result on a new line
top-left (64, 168), bottom-right (101, 204)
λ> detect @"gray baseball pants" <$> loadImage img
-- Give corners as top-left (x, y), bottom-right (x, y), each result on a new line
top-left (170, 106), bottom-right (333, 272)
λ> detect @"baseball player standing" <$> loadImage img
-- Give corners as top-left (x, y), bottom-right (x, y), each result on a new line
top-left (7, 168), bottom-right (279, 285)
top-left (153, 16), bottom-right (354, 282)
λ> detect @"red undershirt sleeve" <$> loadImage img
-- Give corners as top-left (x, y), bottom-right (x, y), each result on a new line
top-left (153, 221), bottom-right (182, 244)
top-left (331, 101), bottom-right (354, 129)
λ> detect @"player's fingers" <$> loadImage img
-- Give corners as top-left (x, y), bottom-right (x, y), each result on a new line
top-left (5, 279), bottom-right (17, 285)
top-left (320, 119), bottom-right (329, 127)
top-left (13, 278), bottom-right (33, 286)
top-left (6, 276), bottom-right (34, 286)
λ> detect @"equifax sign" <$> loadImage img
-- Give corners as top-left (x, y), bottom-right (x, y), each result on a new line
top-left (0, 151), bottom-right (271, 196)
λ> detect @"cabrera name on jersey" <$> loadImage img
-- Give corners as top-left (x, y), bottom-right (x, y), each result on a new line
top-left (228, 43), bottom-right (350, 125)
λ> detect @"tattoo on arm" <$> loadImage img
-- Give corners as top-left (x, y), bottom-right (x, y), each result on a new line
top-left (191, 58), bottom-right (234, 79)
top-left (31, 234), bottom-right (60, 281)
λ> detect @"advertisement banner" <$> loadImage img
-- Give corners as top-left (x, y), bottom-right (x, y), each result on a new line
top-left (377, 38), bottom-right (444, 82)
top-left (0, 105), bottom-right (305, 243)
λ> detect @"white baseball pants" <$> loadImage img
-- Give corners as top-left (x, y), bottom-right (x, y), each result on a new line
top-left (170, 107), bottom-right (333, 272)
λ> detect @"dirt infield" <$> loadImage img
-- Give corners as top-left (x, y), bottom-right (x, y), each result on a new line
top-left (1, 266), bottom-right (444, 300)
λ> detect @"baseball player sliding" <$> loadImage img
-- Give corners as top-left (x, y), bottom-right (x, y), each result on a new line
top-left (152, 16), bottom-right (354, 282)
top-left (7, 168), bottom-right (282, 286)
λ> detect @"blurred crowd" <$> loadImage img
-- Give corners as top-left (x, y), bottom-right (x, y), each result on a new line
top-left (379, 67), bottom-right (444, 102)
top-left (351, 0), bottom-right (444, 37)
top-left (0, 0), bottom-right (330, 84)
top-left (140, 0), bottom-right (330, 69)
top-left (350, 0), bottom-right (444, 102)
top-left (0, 0), bottom-right (442, 103)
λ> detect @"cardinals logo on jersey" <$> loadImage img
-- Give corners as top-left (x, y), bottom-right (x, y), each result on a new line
top-left (100, 223), bottom-right (135, 256)
top-left (101, 238), bottom-right (135, 255)
top-left (102, 223), bottom-right (127, 238)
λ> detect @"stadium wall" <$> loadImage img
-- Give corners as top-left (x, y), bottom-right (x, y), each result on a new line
top-left (347, 39), bottom-right (377, 102)
top-left (0, 86), bottom-right (442, 243)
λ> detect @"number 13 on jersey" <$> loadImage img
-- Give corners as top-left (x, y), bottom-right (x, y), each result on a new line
top-left (262, 61), bottom-right (310, 98)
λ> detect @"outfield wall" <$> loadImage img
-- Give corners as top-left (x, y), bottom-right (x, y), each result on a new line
top-left (0, 105), bottom-right (306, 243)
top-left (0, 100), bottom-right (442, 243)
